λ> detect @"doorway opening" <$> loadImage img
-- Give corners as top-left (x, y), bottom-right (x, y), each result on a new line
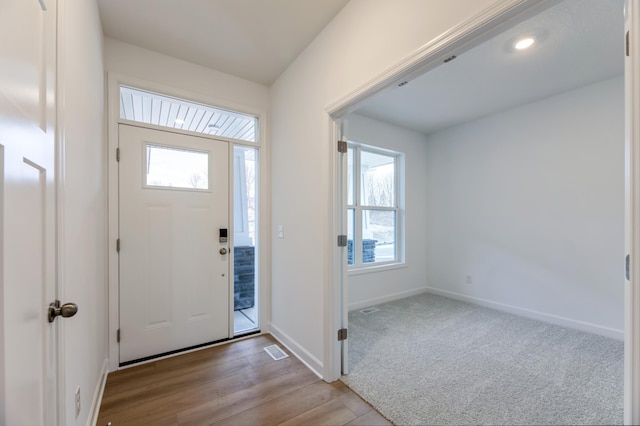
top-left (114, 85), bottom-right (261, 365)
top-left (331, 0), bottom-right (626, 423)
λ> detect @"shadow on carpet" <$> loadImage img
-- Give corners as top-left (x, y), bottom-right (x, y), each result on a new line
top-left (341, 293), bottom-right (623, 425)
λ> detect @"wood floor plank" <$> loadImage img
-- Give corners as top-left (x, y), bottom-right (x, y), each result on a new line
top-left (346, 410), bottom-right (393, 425)
top-left (97, 334), bottom-right (387, 426)
top-left (138, 414), bottom-right (179, 426)
top-left (104, 361), bottom-right (308, 425)
top-left (155, 335), bottom-right (273, 370)
top-left (337, 389), bottom-right (376, 418)
top-left (177, 366), bottom-right (319, 425)
top-left (99, 357), bottom-right (251, 416)
top-left (101, 342), bottom-right (299, 422)
top-left (277, 398), bottom-right (357, 426)
top-left (100, 370), bottom-right (258, 425)
top-left (101, 362), bottom-right (157, 389)
top-left (102, 374), bottom-right (257, 424)
top-left (246, 349), bottom-right (284, 367)
top-left (212, 380), bottom-right (349, 426)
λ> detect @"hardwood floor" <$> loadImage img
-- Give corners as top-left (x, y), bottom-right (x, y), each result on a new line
top-left (97, 334), bottom-right (391, 425)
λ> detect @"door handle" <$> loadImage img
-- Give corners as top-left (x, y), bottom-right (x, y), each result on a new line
top-left (219, 248), bottom-right (228, 255)
top-left (48, 300), bottom-right (78, 323)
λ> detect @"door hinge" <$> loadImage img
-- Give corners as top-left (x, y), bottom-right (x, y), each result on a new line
top-left (626, 254), bottom-right (630, 281)
top-left (338, 328), bottom-right (348, 341)
top-left (338, 140), bottom-right (347, 153)
top-left (116, 147), bottom-right (120, 162)
top-left (117, 329), bottom-right (121, 343)
top-left (337, 235), bottom-right (347, 247)
top-left (116, 239), bottom-right (120, 252)
top-left (627, 31), bottom-right (630, 57)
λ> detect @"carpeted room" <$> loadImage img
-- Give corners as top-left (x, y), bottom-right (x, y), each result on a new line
top-left (340, 0), bottom-right (625, 424)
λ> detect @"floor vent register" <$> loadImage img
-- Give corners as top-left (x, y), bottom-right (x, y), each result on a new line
top-left (264, 344), bottom-right (289, 361)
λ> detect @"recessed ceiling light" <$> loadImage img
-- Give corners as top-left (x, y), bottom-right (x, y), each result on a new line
top-left (514, 37), bottom-right (535, 50)
top-left (174, 118), bottom-right (185, 125)
top-left (504, 29), bottom-right (547, 54)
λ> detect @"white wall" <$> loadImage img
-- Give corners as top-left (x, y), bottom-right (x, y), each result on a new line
top-left (270, 0), bottom-right (497, 376)
top-left (60, 0), bottom-right (108, 424)
top-left (345, 114), bottom-right (429, 310)
top-left (103, 38), bottom-right (269, 113)
top-left (425, 76), bottom-right (625, 337)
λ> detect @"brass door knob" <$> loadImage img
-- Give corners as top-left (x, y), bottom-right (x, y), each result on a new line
top-left (48, 300), bottom-right (78, 323)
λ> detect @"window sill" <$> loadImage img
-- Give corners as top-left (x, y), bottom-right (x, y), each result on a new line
top-left (348, 261), bottom-right (406, 276)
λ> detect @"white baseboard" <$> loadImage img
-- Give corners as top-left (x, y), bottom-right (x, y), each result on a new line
top-left (269, 324), bottom-right (323, 379)
top-left (348, 286), bottom-right (430, 312)
top-left (426, 286), bottom-right (624, 341)
top-left (87, 359), bottom-right (109, 426)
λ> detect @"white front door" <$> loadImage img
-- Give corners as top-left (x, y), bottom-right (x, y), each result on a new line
top-left (0, 0), bottom-right (58, 424)
top-left (118, 124), bottom-right (230, 364)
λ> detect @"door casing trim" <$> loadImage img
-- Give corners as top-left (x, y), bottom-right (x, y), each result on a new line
top-left (325, 0), bottom-right (562, 383)
top-left (325, 4), bottom-right (636, 423)
top-left (106, 73), bottom-right (271, 371)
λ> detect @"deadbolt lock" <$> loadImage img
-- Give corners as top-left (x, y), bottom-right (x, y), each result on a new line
top-left (219, 248), bottom-right (228, 255)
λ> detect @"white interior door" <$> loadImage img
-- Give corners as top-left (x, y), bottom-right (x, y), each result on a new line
top-left (119, 124), bottom-right (230, 364)
top-left (0, 0), bottom-right (58, 424)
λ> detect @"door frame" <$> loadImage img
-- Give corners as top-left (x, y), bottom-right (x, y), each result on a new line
top-left (326, 0), bottom-right (640, 421)
top-left (325, 0), bottom-right (559, 382)
top-left (625, 0), bottom-right (640, 421)
top-left (106, 73), bottom-right (271, 371)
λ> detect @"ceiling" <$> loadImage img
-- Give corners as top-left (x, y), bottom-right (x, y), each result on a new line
top-left (355, 0), bottom-right (625, 136)
top-left (98, 0), bottom-right (624, 133)
top-left (97, 0), bottom-right (349, 85)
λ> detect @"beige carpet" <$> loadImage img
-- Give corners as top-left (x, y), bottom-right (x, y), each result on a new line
top-left (341, 292), bottom-right (623, 425)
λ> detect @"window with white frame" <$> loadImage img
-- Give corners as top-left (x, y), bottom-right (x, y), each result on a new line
top-left (347, 143), bottom-right (403, 268)
top-left (119, 86), bottom-right (258, 143)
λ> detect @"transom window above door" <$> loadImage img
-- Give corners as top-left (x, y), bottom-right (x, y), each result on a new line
top-left (120, 86), bottom-right (258, 143)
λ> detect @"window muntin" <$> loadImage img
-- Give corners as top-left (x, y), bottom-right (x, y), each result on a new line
top-left (145, 144), bottom-right (209, 190)
top-left (120, 86), bottom-right (258, 143)
top-left (347, 147), bottom-right (355, 205)
top-left (348, 143), bottom-right (402, 268)
top-left (347, 208), bottom-right (355, 266)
